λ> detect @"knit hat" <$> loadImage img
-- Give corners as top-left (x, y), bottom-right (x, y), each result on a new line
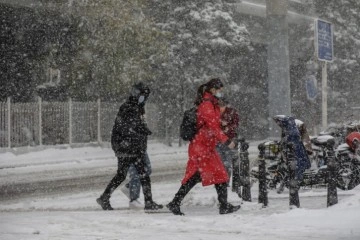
top-left (130, 82), bottom-right (150, 97)
top-left (207, 78), bottom-right (224, 90)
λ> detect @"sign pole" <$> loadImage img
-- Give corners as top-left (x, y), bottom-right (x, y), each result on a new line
top-left (321, 61), bottom-right (328, 131)
top-left (315, 19), bottom-right (333, 131)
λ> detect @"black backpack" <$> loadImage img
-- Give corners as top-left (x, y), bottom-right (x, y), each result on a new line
top-left (180, 107), bottom-right (198, 141)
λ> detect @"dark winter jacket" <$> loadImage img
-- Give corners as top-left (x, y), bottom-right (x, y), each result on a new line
top-left (111, 97), bottom-right (152, 157)
top-left (274, 116), bottom-right (311, 180)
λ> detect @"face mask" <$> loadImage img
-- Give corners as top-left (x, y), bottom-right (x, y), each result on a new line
top-left (215, 92), bottom-right (222, 98)
top-left (138, 95), bottom-right (145, 103)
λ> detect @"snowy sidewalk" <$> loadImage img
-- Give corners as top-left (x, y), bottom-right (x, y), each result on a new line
top-left (1, 175), bottom-right (360, 240)
top-left (0, 141), bottom-right (360, 240)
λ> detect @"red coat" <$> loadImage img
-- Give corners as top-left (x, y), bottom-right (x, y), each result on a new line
top-left (181, 92), bottom-right (229, 186)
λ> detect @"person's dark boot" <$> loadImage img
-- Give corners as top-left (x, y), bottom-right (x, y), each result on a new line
top-left (219, 203), bottom-right (241, 214)
top-left (166, 201), bottom-right (185, 216)
top-left (144, 201), bottom-right (163, 211)
top-left (215, 182), bottom-right (239, 214)
top-left (96, 195), bottom-right (114, 210)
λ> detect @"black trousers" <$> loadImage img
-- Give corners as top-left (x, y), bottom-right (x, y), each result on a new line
top-left (171, 172), bottom-right (228, 206)
top-left (101, 155), bottom-right (153, 203)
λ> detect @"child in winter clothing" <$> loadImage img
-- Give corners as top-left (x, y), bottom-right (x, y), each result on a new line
top-left (216, 98), bottom-right (240, 183)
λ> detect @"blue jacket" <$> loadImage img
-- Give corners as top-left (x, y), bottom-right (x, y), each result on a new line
top-left (274, 115), bottom-right (311, 180)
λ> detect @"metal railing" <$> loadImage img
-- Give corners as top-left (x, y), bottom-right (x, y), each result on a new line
top-left (0, 97), bottom-right (119, 148)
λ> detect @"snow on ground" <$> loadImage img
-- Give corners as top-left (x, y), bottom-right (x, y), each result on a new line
top-left (0, 141), bottom-right (360, 240)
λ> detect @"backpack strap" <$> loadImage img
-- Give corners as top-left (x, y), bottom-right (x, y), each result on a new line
top-left (197, 98), bottom-right (217, 131)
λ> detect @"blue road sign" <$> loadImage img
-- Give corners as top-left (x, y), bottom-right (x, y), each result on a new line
top-left (315, 19), bottom-right (333, 62)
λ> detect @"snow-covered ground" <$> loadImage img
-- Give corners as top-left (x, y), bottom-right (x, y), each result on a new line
top-left (0, 141), bottom-right (359, 240)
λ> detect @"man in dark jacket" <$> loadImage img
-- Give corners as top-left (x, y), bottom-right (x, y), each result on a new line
top-left (96, 82), bottom-right (163, 211)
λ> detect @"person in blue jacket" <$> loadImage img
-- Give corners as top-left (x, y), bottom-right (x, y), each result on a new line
top-left (273, 115), bottom-right (311, 181)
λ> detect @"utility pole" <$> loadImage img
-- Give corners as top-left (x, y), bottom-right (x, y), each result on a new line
top-left (266, 0), bottom-right (291, 138)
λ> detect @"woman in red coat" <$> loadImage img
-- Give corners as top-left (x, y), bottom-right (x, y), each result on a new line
top-left (167, 78), bottom-right (240, 215)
